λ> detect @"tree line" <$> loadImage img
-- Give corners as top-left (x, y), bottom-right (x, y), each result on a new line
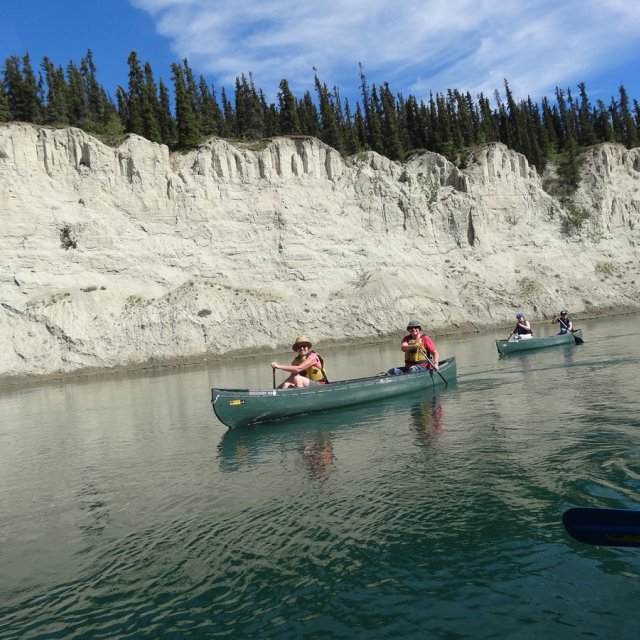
top-left (1, 49), bottom-right (639, 172)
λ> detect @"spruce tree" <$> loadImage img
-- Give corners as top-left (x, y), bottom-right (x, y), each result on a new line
top-left (221, 86), bottom-right (235, 136)
top-left (277, 79), bottom-right (300, 135)
top-left (171, 62), bottom-right (200, 148)
top-left (297, 90), bottom-right (320, 137)
top-left (141, 62), bottom-right (161, 142)
top-left (593, 100), bottom-right (613, 143)
top-left (342, 98), bottom-right (360, 155)
top-left (66, 62), bottom-right (87, 125)
top-left (3, 54), bottom-right (42, 122)
top-left (379, 82), bottom-right (403, 161)
top-left (0, 81), bottom-right (11, 122)
top-left (42, 57), bottom-right (69, 125)
top-left (367, 84), bottom-right (383, 154)
top-left (618, 85), bottom-right (639, 148)
top-left (354, 102), bottom-right (367, 148)
top-left (577, 82), bottom-right (596, 146)
top-left (157, 79), bottom-right (176, 146)
top-left (126, 51), bottom-right (145, 135)
top-left (313, 72), bottom-right (343, 152)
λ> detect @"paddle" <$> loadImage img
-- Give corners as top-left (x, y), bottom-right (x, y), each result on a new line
top-left (555, 316), bottom-right (583, 344)
top-left (417, 346), bottom-right (448, 387)
top-left (562, 507), bottom-right (640, 547)
top-left (272, 367), bottom-right (276, 389)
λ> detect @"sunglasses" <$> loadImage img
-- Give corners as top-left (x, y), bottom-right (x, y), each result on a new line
top-left (295, 344), bottom-right (310, 349)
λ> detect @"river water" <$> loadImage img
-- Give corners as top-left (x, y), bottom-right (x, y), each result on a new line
top-left (1, 314), bottom-right (640, 639)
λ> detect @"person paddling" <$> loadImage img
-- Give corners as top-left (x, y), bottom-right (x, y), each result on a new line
top-left (508, 312), bottom-right (533, 340)
top-left (552, 310), bottom-right (573, 334)
top-left (271, 336), bottom-right (329, 388)
top-left (387, 320), bottom-right (439, 374)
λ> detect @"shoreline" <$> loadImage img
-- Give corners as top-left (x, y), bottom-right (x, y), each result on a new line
top-left (1, 308), bottom-right (636, 391)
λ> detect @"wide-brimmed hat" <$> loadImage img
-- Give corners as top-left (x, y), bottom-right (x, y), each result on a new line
top-left (560, 310), bottom-right (568, 315)
top-left (292, 335), bottom-right (312, 350)
top-left (516, 313), bottom-right (525, 318)
top-left (406, 319), bottom-right (422, 329)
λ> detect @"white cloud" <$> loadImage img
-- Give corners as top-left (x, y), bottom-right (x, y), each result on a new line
top-left (131, 0), bottom-right (640, 103)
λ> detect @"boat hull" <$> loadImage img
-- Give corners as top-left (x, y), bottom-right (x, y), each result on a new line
top-left (496, 329), bottom-right (582, 354)
top-left (211, 357), bottom-right (457, 428)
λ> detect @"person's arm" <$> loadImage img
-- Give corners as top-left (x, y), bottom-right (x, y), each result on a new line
top-left (424, 337), bottom-right (439, 369)
top-left (401, 338), bottom-right (418, 354)
top-left (416, 337), bottom-right (439, 369)
top-left (552, 315), bottom-right (558, 324)
top-left (272, 354), bottom-right (319, 374)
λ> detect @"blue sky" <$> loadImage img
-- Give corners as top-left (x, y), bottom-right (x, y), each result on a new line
top-left (2, 0), bottom-right (640, 108)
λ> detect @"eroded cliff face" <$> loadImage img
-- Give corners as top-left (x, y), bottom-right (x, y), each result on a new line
top-left (1, 123), bottom-right (639, 380)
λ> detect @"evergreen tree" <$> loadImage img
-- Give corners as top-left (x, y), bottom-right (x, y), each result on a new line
top-left (379, 82), bottom-right (403, 160)
top-left (66, 62), bottom-right (87, 125)
top-left (403, 95), bottom-right (423, 150)
top-left (171, 62), bottom-right (200, 148)
top-left (618, 85), bottom-right (639, 148)
top-left (367, 83), bottom-right (383, 154)
top-left (342, 98), bottom-right (360, 155)
top-left (354, 102), bottom-right (367, 148)
top-left (297, 90), bottom-right (320, 137)
top-left (557, 135), bottom-right (581, 193)
top-left (115, 85), bottom-right (129, 129)
top-left (313, 71), bottom-right (342, 151)
top-left (41, 57), bottom-right (69, 125)
top-left (277, 78), bottom-right (300, 135)
top-left (197, 76), bottom-right (224, 137)
top-left (234, 73), bottom-right (263, 139)
top-left (197, 76), bottom-right (216, 137)
top-left (3, 54), bottom-right (42, 122)
top-left (0, 80), bottom-right (11, 122)
top-left (540, 96), bottom-right (560, 153)
top-left (576, 82), bottom-right (596, 146)
top-left (20, 53), bottom-right (42, 123)
top-left (609, 95), bottom-right (624, 143)
top-left (221, 86), bottom-right (235, 136)
top-left (182, 59), bottom-right (201, 124)
top-left (125, 51), bottom-right (145, 135)
top-left (477, 92), bottom-right (499, 144)
top-left (82, 49), bottom-right (110, 129)
top-left (157, 79), bottom-right (176, 146)
top-left (261, 92), bottom-right (279, 138)
top-left (141, 62), bottom-right (161, 142)
top-left (593, 99), bottom-right (613, 142)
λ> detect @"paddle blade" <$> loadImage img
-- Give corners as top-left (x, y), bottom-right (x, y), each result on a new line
top-left (571, 331), bottom-right (584, 344)
top-left (563, 507), bottom-right (640, 548)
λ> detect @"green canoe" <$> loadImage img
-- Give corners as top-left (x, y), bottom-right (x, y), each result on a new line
top-left (495, 329), bottom-right (583, 354)
top-left (211, 357), bottom-right (457, 428)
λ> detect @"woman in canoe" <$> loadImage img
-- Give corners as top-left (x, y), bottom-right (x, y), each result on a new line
top-left (271, 335), bottom-right (329, 388)
top-left (508, 312), bottom-right (533, 340)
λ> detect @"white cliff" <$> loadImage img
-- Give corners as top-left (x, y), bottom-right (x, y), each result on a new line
top-left (1, 122), bottom-right (639, 380)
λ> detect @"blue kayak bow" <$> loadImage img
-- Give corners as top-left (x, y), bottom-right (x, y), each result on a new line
top-left (563, 507), bottom-right (640, 547)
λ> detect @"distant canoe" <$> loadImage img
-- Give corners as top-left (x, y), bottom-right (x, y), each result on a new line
top-left (211, 357), bottom-right (457, 428)
top-left (496, 329), bottom-right (583, 354)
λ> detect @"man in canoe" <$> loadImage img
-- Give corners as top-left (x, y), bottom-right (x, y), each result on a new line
top-left (387, 320), bottom-right (440, 374)
top-left (552, 310), bottom-right (573, 334)
top-left (271, 335), bottom-right (329, 388)
top-left (508, 312), bottom-right (533, 340)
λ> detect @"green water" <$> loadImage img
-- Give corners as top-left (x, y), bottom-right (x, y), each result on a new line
top-left (1, 314), bottom-right (640, 639)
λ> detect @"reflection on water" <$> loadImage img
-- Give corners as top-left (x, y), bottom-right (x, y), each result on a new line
top-left (410, 396), bottom-right (445, 447)
top-left (2, 314), bottom-right (640, 639)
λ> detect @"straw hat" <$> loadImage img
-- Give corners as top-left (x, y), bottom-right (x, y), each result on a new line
top-left (292, 335), bottom-right (312, 350)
